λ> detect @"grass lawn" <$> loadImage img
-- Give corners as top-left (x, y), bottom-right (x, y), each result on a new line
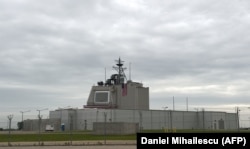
top-left (0, 131), bottom-right (136, 142)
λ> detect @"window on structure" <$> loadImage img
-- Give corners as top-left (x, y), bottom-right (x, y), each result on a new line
top-left (94, 91), bottom-right (110, 103)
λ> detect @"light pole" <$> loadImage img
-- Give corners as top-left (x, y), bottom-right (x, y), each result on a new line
top-left (248, 117), bottom-right (250, 129)
top-left (20, 110), bottom-right (30, 130)
top-left (7, 114), bottom-right (13, 146)
top-left (173, 96), bottom-right (175, 111)
top-left (36, 108), bottom-right (48, 146)
top-left (7, 114), bottom-right (14, 130)
top-left (169, 109), bottom-right (173, 132)
top-left (37, 108), bottom-right (48, 118)
top-left (162, 106), bottom-right (168, 130)
top-left (96, 109), bottom-right (99, 122)
top-left (139, 111), bottom-right (143, 132)
top-left (162, 106), bottom-right (168, 110)
top-left (236, 107), bottom-right (240, 132)
top-left (194, 108), bottom-right (199, 129)
top-left (103, 111), bottom-right (107, 145)
top-left (69, 113), bottom-right (73, 145)
top-left (248, 107), bottom-right (250, 129)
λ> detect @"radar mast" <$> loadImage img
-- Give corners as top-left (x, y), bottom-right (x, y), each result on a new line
top-left (113, 57), bottom-right (127, 84)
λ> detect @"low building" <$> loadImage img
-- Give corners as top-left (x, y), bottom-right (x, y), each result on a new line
top-left (49, 108), bottom-right (238, 131)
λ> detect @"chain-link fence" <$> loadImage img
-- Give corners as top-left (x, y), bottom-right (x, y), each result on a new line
top-left (0, 107), bottom-right (250, 147)
top-left (1, 107), bottom-right (249, 131)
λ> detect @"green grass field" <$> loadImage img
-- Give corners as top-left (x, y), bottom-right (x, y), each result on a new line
top-left (0, 129), bottom-right (249, 142)
top-left (0, 131), bottom-right (136, 142)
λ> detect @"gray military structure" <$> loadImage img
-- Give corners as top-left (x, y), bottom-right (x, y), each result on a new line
top-left (23, 58), bottom-right (239, 133)
top-left (84, 57), bottom-right (149, 110)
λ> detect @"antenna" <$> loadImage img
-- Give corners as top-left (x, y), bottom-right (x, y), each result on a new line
top-left (105, 67), bottom-right (106, 82)
top-left (129, 62), bottom-right (131, 81)
top-left (113, 57), bottom-right (127, 84)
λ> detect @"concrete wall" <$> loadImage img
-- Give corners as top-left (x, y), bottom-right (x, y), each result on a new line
top-left (137, 87), bottom-right (149, 110)
top-left (49, 108), bottom-right (238, 131)
top-left (84, 81), bottom-right (149, 110)
top-left (119, 82), bottom-right (149, 110)
top-left (92, 122), bottom-right (139, 135)
top-left (23, 118), bottom-right (61, 131)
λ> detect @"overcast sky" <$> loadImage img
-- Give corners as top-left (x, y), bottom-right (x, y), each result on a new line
top-left (1, 0), bottom-right (250, 127)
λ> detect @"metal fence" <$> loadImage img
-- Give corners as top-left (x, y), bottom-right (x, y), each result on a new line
top-left (1, 108), bottom-right (250, 131)
top-left (47, 108), bottom-right (239, 131)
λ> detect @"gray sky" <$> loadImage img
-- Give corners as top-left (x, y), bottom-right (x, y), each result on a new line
top-left (1, 0), bottom-right (250, 127)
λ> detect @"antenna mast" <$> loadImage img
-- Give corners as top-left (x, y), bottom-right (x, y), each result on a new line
top-left (113, 57), bottom-right (127, 84)
top-left (129, 62), bottom-right (131, 81)
top-left (105, 67), bottom-right (106, 83)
